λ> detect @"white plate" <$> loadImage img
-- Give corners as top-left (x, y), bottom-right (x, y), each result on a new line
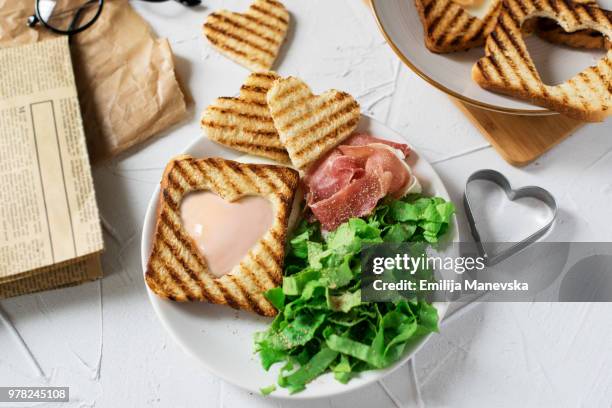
top-left (140, 116), bottom-right (459, 399)
top-left (371, 0), bottom-right (608, 115)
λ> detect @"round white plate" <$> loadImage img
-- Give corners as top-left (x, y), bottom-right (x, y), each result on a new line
top-left (371, 0), bottom-right (607, 115)
top-left (141, 116), bottom-right (459, 399)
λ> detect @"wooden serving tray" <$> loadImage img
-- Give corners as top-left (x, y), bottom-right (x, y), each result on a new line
top-left (453, 100), bottom-right (584, 166)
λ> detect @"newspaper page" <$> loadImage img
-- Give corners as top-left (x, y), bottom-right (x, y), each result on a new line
top-left (0, 37), bottom-right (103, 296)
top-left (0, 256), bottom-right (102, 298)
top-left (0, 0), bottom-right (190, 162)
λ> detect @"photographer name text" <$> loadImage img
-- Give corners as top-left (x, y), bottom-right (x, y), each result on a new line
top-left (372, 279), bottom-right (529, 292)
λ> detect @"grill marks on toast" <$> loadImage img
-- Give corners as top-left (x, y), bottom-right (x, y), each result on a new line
top-left (201, 71), bottom-right (291, 164)
top-left (145, 156), bottom-right (299, 317)
top-left (415, 0), bottom-right (503, 52)
top-left (203, 0), bottom-right (289, 71)
top-left (207, 106), bottom-right (272, 122)
top-left (534, 11), bottom-right (612, 49)
top-left (267, 77), bottom-right (361, 171)
top-left (472, 0), bottom-right (612, 122)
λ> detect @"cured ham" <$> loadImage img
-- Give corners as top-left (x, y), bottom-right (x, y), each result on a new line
top-left (304, 133), bottom-right (415, 231)
top-left (338, 144), bottom-right (409, 196)
top-left (310, 169), bottom-right (392, 231)
top-left (304, 151), bottom-right (365, 203)
top-left (343, 133), bottom-right (411, 157)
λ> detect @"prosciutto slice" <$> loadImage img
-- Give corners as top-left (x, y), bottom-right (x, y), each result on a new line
top-left (310, 169), bottom-right (392, 231)
top-left (304, 151), bottom-right (365, 202)
top-left (343, 133), bottom-right (411, 157)
top-left (304, 133), bottom-right (412, 231)
top-left (338, 145), bottom-right (409, 196)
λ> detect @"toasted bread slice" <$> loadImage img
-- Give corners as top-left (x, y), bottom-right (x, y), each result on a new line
top-left (201, 71), bottom-right (290, 164)
top-left (203, 0), bottom-right (289, 71)
top-left (534, 13), bottom-right (612, 50)
top-left (267, 77), bottom-right (361, 171)
top-left (145, 155), bottom-right (299, 316)
top-left (414, 0), bottom-right (503, 53)
top-left (472, 0), bottom-right (612, 122)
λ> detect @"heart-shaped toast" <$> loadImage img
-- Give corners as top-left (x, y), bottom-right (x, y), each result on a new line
top-left (464, 169), bottom-right (557, 266)
top-left (267, 77), bottom-right (361, 170)
top-left (203, 0), bottom-right (290, 71)
top-left (145, 155), bottom-right (299, 316)
top-left (414, 0), bottom-right (503, 53)
top-left (472, 0), bottom-right (612, 122)
top-left (201, 71), bottom-right (290, 164)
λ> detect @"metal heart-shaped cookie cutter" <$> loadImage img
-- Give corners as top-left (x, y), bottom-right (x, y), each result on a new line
top-left (463, 169), bottom-right (558, 266)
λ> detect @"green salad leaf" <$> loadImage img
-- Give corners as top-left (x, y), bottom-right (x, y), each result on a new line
top-left (255, 194), bottom-right (455, 394)
top-left (259, 385), bottom-right (276, 396)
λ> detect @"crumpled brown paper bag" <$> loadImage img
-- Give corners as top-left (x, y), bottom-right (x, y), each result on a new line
top-left (0, 0), bottom-right (190, 161)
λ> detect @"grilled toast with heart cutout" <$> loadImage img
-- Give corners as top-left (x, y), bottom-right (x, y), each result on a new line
top-left (472, 0), bottom-right (612, 122)
top-left (201, 71), bottom-right (290, 163)
top-left (203, 0), bottom-right (290, 71)
top-left (414, 0), bottom-right (503, 52)
top-left (266, 76), bottom-right (361, 171)
top-left (145, 155), bottom-right (299, 316)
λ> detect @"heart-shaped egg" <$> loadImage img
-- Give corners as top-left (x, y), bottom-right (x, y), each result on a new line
top-left (180, 192), bottom-right (274, 278)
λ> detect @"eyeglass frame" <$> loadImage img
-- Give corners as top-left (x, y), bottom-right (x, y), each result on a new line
top-left (28, 0), bottom-right (105, 36)
top-left (28, 0), bottom-right (202, 36)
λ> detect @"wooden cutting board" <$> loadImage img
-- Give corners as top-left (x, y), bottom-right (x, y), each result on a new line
top-left (452, 100), bottom-right (584, 166)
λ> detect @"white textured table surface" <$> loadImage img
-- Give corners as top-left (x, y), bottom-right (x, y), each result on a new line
top-left (1, 1), bottom-right (611, 407)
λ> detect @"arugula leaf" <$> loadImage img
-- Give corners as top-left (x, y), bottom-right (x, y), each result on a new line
top-left (332, 354), bottom-right (353, 383)
top-left (254, 194), bottom-right (454, 394)
top-left (282, 347), bottom-right (339, 393)
top-left (327, 289), bottom-right (362, 313)
top-left (282, 269), bottom-right (320, 296)
top-left (325, 334), bottom-right (378, 366)
top-left (321, 256), bottom-right (353, 289)
top-left (326, 222), bottom-right (356, 250)
top-left (266, 312), bottom-right (327, 350)
top-left (260, 385), bottom-right (276, 396)
top-left (257, 344), bottom-right (286, 371)
top-left (264, 287), bottom-right (285, 311)
top-left (390, 201), bottom-right (421, 222)
top-left (290, 230), bottom-right (310, 259)
top-left (307, 241), bottom-right (328, 269)
top-left (383, 223), bottom-right (417, 243)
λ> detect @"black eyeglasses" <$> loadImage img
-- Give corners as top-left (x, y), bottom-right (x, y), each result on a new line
top-left (27, 0), bottom-right (202, 36)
